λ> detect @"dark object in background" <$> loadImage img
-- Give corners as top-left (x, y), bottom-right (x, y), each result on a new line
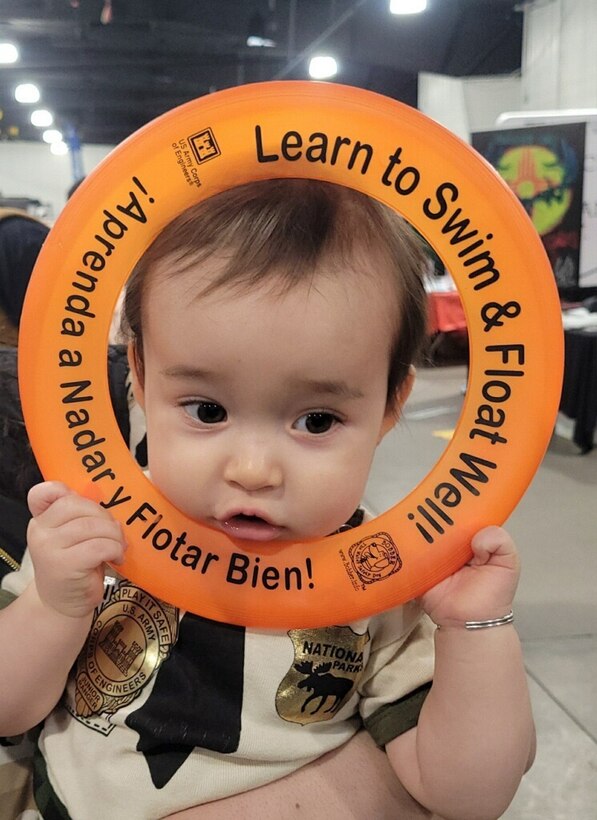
top-left (0, 213), bottom-right (49, 329)
top-left (0, 348), bottom-right (43, 505)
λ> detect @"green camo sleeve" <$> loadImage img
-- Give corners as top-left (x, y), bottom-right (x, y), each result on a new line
top-left (0, 588), bottom-right (16, 610)
top-left (363, 681), bottom-right (432, 747)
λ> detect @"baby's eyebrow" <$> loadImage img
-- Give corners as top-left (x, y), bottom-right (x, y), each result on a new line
top-left (161, 365), bottom-right (216, 380)
top-left (160, 368), bottom-right (364, 399)
top-left (295, 378), bottom-right (364, 400)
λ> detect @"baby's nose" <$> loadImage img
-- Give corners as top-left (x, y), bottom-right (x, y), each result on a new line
top-left (223, 449), bottom-right (283, 492)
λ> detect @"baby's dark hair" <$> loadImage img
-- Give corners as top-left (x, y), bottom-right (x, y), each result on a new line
top-left (123, 178), bottom-right (428, 409)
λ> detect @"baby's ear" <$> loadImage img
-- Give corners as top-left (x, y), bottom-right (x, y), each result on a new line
top-left (127, 341), bottom-right (145, 411)
top-left (379, 365), bottom-right (415, 441)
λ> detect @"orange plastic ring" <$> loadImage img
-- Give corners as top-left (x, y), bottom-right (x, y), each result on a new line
top-left (19, 81), bottom-right (563, 628)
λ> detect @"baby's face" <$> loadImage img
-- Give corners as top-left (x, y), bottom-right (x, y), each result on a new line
top-left (130, 256), bottom-right (406, 542)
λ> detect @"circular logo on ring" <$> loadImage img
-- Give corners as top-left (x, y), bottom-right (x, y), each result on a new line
top-left (73, 581), bottom-right (179, 717)
top-left (348, 532), bottom-right (402, 584)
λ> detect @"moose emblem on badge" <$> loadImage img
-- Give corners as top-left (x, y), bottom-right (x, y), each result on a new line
top-left (276, 626), bottom-right (370, 725)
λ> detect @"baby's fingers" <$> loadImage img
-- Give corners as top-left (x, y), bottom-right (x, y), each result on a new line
top-left (56, 514), bottom-right (124, 553)
top-left (72, 536), bottom-right (127, 570)
top-left (28, 510), bottom-right (125, 565)
top-left (29, 484), bottom-right (115, 530)
top-left (28, 480), bottom-right (74, 518)
top-left (470, 526), bottom-right (519, 569)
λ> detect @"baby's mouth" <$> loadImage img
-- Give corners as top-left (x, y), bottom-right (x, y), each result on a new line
top-left (217, 513), bottom-right (283, 542)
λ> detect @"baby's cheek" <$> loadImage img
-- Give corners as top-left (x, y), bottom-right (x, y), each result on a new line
top-left (311, 482), bottom-right (365, 535)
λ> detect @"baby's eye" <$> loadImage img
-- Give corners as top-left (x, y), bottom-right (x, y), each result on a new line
top-left (183, 401), bottom-right (227, 424)
top-left (293, 412), bottom-right (339, 435)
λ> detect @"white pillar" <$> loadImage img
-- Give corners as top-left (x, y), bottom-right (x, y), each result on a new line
top-left (522, 0), bottom-right (597, 110)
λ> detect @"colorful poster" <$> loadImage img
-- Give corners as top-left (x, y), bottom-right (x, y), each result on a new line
top-left (472, 123), bottom-right (586, 294)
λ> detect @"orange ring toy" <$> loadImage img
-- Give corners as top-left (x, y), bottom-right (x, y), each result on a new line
top-left (19, 81), bottom-right (563, 628)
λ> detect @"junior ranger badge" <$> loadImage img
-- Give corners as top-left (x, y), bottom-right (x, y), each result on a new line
top-left (276, 625), bottom-right (370, 725)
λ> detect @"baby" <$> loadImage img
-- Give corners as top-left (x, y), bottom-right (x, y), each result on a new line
top-left (1, 179), bottom-right (534, 820)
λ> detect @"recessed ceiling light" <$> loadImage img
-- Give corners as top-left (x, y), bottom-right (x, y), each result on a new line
top-left (15, 83), bottom-right (41, 103)
top-left (390, 0), bottom-right (427, 14)
top-left (31, 109), bottom-right (54, 127)
top-left (0, 42), bottom-right (19, 64)
top-left (42, 128), bottom-right (63, 144)
top-left (50, 141), bottom-right (69, 156)
top-left (308, 55), bottom-right (338, 80)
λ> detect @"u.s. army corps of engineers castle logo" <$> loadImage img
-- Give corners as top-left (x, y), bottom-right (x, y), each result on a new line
top-left (71, 581), bottom-right (179, 719)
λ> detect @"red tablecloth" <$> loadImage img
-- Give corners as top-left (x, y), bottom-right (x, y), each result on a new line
top-left (427, 291), bottom-right (467, 334)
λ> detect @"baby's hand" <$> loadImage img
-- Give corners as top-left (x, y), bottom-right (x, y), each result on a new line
top-left (420, 525), bottom-right (520, 628)
top-left (27, 481), bottom-right (126, 620)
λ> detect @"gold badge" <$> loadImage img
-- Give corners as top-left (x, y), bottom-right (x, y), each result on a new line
top-left (72, 581), bottom-right (179, 718)
top-left (276, 626), bottom-right (370, 725)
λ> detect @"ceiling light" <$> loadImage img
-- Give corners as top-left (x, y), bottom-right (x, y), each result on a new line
top-left (390, 0), bottom-right (427, 13)
top-left (246, 11), bottom-right (276, 48)
top-left (50, 141), bottom-right (69, 156)
top-left (42, 128), bottom-right (63, 144)
top-left (0, 42), bottom-right (19, 64)
top-left (247, 35), bottom-right (276, 47)
top-left (308, 55), bottom-right (338, 80)
top-left (31, 109), bottom-right (54, 127)
top-left (15, 83), bottom-right (41, 103)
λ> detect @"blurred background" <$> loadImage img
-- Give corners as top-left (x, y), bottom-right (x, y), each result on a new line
top-left (0, 0), bottom-right (526, 218)
top-left (0, 1), bottom-right (522, 141)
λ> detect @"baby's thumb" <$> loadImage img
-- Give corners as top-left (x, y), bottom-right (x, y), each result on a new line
top-left (27, 480), bottom-right (73, 518)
